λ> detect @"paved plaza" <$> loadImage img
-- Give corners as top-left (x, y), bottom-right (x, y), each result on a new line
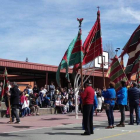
top-left (0, 111), bottom-right (140, 140)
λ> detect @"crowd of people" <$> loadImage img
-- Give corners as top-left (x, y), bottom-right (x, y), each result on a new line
top-left (0, 80), bottom-right (140, 136)
top-left (80, 80), bottom-right (140, 135)
top-left (0, 81), bottom-right (77, 122)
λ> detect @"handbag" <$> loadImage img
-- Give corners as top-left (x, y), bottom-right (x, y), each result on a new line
top-left (102, 103), bottom-right (110, 110)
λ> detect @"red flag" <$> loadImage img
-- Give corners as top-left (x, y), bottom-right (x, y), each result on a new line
top-left (119, 25), bottom-right (140, 79)
top-left (106, 56), bottom-right (128, 92)
top-left (120, 25), bottom-right (140, 58)
top-left (1, 68), bottom-right (8, 101)
top-left (82, 10), bottom-right (103, 65)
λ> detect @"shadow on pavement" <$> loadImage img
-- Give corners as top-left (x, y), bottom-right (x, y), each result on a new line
top-left (53, 127), bottom-right (82, 130)
top-left (45, 132), bottom-right (81, 135)
top-left (0, 133), bottom-right (25, 137)
top-left (0, 122), bottom-right (7, 124)
top-left (62, 123), bottom-right (72, 125)
top-left (67, 114), bottom-right (82, 117)
top-left (41, 118), bottom-right (68, 121)
top-left (12, 126), bottom-right (33, 129)
top-left (53, 124), bottom-right (107, 131)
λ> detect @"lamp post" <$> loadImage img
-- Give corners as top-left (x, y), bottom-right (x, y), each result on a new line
top-left (115, 48), bottom-right (120, 56)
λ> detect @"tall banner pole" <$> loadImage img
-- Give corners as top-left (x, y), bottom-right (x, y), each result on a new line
top-left (102, 54), bottom-right (105, 88)
top-left (5, 68), bottom-right (12, 123)
top-left (8, 95), bottom-right (12, 123)
top-left (75, 18), bottom-right (83, 119)
top-left (77, 18), bottom-right (83, 88)
top-left (97, 6), bottom-right (105, 88)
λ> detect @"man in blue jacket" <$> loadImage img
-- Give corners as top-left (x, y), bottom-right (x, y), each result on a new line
top-left (128, 82), bottom-right (140, 125)
top-left (116, 81), bottom-right (127, 127)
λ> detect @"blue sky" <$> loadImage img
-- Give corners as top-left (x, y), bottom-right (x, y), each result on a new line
top-left (0, 0), bottom-right (140, 66)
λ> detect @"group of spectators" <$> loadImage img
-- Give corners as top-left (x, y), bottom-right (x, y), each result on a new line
top-left (0, 81), bottom-right (77, 121)
top-left (26, 82), bottom-right (76, 114)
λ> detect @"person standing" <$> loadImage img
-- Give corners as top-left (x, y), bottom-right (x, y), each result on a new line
top-left (116, 81), bottom-right (127, 127)
top-left (20, 92), bottom-right (27, 117)
top-left (128, 82), bottom-right (140, 125)
top-left (30, 98), bottom-right (40, 116)
top-left (80, 82), bottom-right (95, 135)
top-left (33, 84), bottom-right (39, 96)
top-left (102, 82), bottom-right (116, 129)
top-left (96, 89), bottom-right (104, 113)
top-left (8, 82), bottom-right (20, 123)
top-left (28, 85), bottom-right (33, 95)
top-left (49, 82), bottom-right (55, 101)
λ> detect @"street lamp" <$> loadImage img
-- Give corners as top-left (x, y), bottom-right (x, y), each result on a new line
top-left (115, 48), bottom-right (120, 56)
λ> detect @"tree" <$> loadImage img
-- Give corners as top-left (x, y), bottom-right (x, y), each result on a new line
top-left (103, 42), bottom-right (115, 63)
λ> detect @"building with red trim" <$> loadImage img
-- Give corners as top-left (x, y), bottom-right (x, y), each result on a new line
top-left (0, 58), bottom-right (110, 90)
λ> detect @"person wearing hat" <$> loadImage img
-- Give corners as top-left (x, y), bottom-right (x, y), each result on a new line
top-left (80, 82), bottom-right (95, 135)
top-left (128, 82), bottom-right (140, 125)
top-left (116, 81), bottom-right (127, 127)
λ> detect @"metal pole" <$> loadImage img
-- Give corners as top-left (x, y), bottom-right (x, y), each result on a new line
top-left (75, 88), bottom-right (78, 119)
top-left (8, 95), bottom-right (12, 123)
top-left (75, 18), bottom-right (83, 119)
top-left (102, 54), bottom-right (105, 87)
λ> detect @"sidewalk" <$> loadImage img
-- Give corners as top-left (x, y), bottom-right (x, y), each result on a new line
top-left (0, 111), bottom-right (129, 133)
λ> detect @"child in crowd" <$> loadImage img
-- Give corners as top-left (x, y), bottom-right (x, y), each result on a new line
top-left (55, 97), bottom-right (63, 114)
top-left (24, 95), bottom-right (31, 116)
top-left (63, 98), bottom-right (69, 114)
top-left (69, 98), bottom-right (75, 112)
top-left (20, 92), bottom-right (27, 117)
top-left (96, 89), bottom-right (104, 113)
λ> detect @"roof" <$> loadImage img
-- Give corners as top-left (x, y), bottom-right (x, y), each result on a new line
top-left (0, 58), bottom-right (107, 77)
top-left (0, 58), bottom-right (60, 72)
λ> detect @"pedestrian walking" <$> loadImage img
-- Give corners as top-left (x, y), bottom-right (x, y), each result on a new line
top-left (8, 82), bottom-right (20, 123)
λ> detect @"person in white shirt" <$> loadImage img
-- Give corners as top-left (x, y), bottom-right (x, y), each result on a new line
top-left (29, 85), bottom-right (33, 95)
top-left (24, 95), bottom-right (31, 116)
top-left (55, 97), bottom-right (63, 114)
top-left (97, 89), bottom-right (104, 113)
top-left (49, 82), bottom-right (55, 101)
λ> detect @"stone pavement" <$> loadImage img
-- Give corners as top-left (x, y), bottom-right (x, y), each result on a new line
top-left (0, 111), bottom-right (140, 140)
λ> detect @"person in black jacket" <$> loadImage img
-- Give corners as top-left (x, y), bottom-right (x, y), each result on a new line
top-left (8, 82), bottom-right (20, 123)
top-left (128, 82), bottom-right (140, 125)
top-left (33, 84), bottom-right (39, 94)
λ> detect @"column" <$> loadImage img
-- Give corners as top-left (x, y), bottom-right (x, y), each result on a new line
top-left (46, 72), bottom-right (48, 85)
